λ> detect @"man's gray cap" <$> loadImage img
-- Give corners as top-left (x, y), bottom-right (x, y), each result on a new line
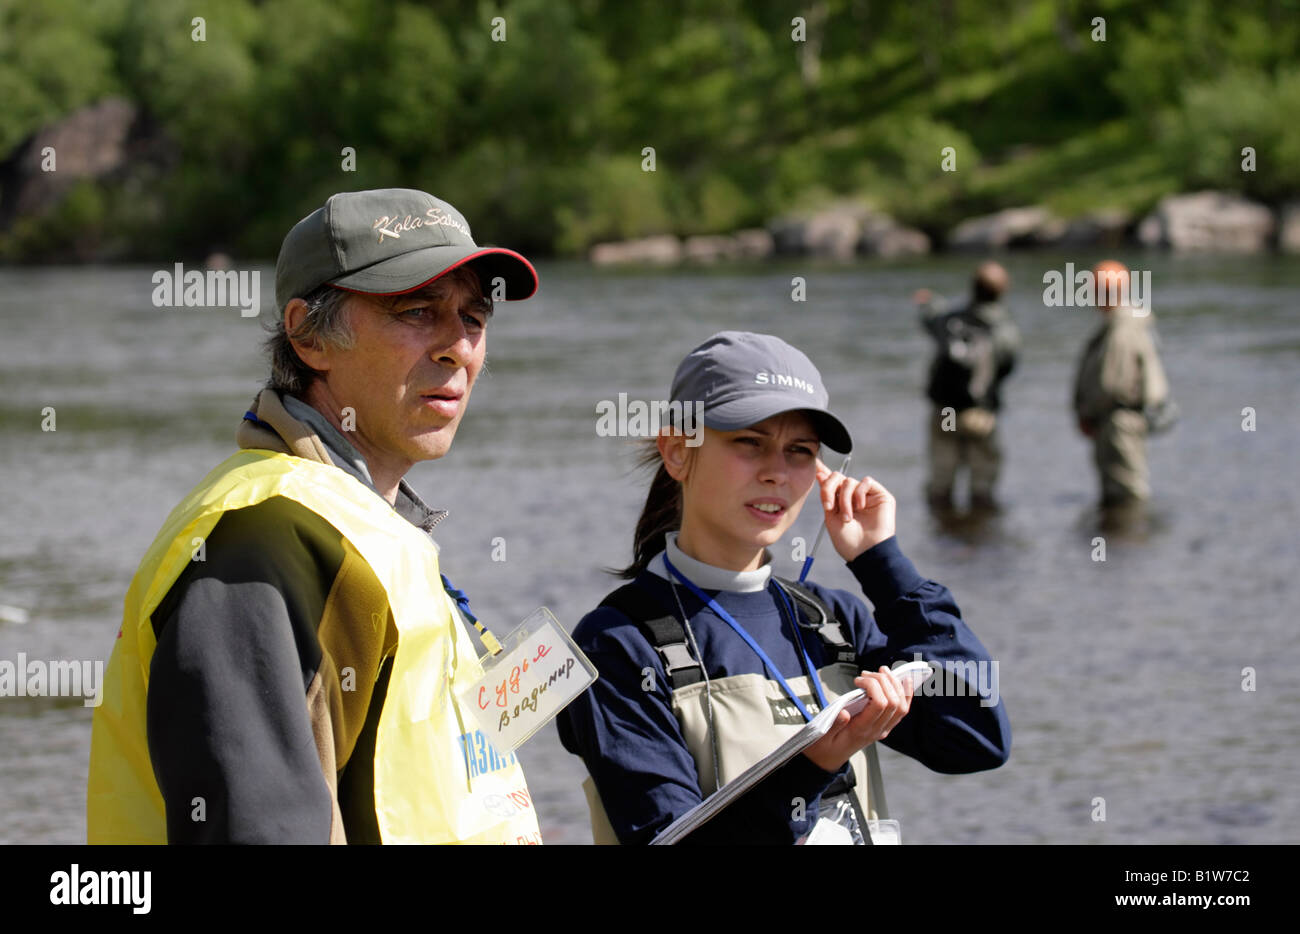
top-left (275, 188), bottom-right (538, 311)
top-left (670, 331), bottom-right (852, 453)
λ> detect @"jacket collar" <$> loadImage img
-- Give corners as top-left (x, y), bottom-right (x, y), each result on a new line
top-left (236, 389), bottom-right (447, 535)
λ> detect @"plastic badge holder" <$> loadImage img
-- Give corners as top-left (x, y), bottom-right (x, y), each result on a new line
top-left (866, 819), bottom-right (902, 845)
top-left (808, 796), bottom-right (864, 845)
top-left (458, 607), bottom-right (598, 754)
top-left (803, 813), bottom-right (902, 846)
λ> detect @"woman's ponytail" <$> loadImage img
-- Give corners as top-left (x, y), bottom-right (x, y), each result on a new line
top-left (617, 443), bottom-right (683, 579)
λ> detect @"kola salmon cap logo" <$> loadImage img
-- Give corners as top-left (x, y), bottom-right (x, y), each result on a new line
top-left (275, 188), bottom-right (538, 311)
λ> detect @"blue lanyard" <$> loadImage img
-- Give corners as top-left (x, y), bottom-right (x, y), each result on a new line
top-left (771, 583), bottom-right (830, 713)
top-left (662, 553), bottom-right (829, 722)
top-left (441, 573), bottom-right (478, 623)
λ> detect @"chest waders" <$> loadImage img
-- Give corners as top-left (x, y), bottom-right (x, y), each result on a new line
top-left (582, 577), bottom-right (888, 844)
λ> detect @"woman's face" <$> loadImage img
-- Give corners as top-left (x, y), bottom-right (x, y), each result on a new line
top-left (667, 411), bottom-right (822, 570)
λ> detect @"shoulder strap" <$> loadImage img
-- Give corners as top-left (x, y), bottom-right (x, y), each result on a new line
top-left (772, 577), bottom-right (858, 666)
top-left (600, 582), bottom-right (704, 689)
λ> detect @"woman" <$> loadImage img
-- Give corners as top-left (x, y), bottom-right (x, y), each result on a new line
top-left (557, 331), bottom-right (1011, 844)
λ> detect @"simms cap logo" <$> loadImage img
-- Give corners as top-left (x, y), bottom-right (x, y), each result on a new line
top-left (755, 372), bottom-right (817, 393)
top-left (670, 331), bottom-right (852, 453)
top-left (275, 188), bottom-right (538, 311)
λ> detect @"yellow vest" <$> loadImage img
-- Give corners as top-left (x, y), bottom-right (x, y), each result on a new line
top-left (88, 449), bottom-right (541, 844)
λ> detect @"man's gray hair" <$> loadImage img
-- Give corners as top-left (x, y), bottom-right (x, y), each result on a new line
top-left (264, 286), bottom-right (355, 394)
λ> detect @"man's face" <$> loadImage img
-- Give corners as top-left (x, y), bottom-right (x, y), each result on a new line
top-left (309, 268), bottom-right (490, 477)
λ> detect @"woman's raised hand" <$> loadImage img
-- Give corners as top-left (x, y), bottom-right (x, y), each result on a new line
top-left (815, 460), bottom-right (896, 562)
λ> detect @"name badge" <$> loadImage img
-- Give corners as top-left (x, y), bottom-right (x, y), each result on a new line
top-left (459, 607), bottom-right (598, 754)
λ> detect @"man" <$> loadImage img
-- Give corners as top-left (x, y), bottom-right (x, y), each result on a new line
top-left (89, 188), bottom-right (543, 843)
top-left (915, 261), bottom-right (1019, 511)
top-left (1073, 259), bottom-right (1173, 507)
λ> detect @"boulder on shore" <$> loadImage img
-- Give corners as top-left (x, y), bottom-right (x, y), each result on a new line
top-left (947, 206), bottom-right (1062, 250)
top-left (680, 229), bottom-right (775, 263)
top-left (769, 204), bottom-right (865, 258)
top-left (733, 228), bottom-right (774, 259)
top-left (1053, 209), bottom-right (1132, 247)
top-left (590, 229), bottom-right (773, 266)
top-left (682, 234), bottom-right (739, 263)
top-left (589, 235), bottom-right (683, 266)
top-left (1136, 191), bottom-right (1274, 252)
top-left (770, 203), bottom-right (929, 258)
top-left (0, 98), bottom-right (138, 230)
top-left (800, 206), bottom-right (862, 259)
top-left (0, 97), bottom-right (176, 261)
top-left (859, 213), bottom-right (930, 257)
top-left (1277, 201), bottom-right (1300, 254)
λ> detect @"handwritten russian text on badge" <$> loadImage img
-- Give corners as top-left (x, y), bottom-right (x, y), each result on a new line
top-left (458, 608), bottom-right (598, 754)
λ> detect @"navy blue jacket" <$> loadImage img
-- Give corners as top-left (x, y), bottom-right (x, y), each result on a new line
top-left (556, 537), bottom-right (1012, 844)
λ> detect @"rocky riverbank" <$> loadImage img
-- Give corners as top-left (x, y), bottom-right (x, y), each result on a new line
top-left (588, 193), bottom-right (1300, 266)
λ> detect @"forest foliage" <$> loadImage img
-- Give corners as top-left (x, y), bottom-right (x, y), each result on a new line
top-left (2, 0), bottom-right (1298, 260)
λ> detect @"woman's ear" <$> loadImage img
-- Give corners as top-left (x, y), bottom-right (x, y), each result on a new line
top-left (657, 429), bottom-right (690, 483)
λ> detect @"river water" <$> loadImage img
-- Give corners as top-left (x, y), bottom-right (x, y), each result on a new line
top-left (1, 253), bottom-right (1297, 844)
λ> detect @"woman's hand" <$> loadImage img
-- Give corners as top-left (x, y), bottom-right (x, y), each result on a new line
top-left (803, 667), bottom-right (914, 772)
top-left (815, 460), bottom-right (896, 562)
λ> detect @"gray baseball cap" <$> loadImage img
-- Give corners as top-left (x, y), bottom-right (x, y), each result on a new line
top-left (274, 188), bottom-right (538, 311)
top-left (670, 331), bottom-right (852, 453)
